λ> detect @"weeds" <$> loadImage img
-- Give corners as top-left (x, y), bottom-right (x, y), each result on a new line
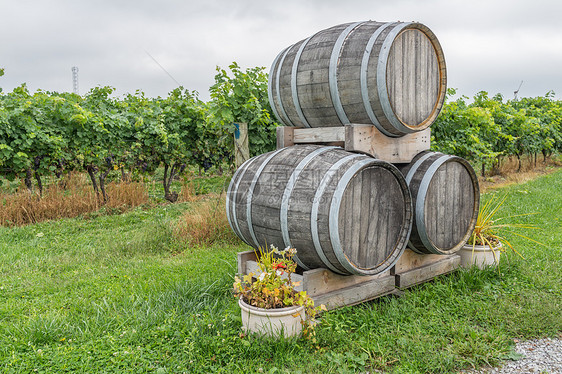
top-left (173, 195), bottom-right (239, 246)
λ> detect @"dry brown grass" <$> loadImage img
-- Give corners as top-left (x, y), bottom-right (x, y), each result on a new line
top-left (0, 173), bottom-right (149, 226)
top-left (178, 178), bottom-right (197, 203)
top-left (478, 155), bottom-right (562, 193)
top-left (173, 195), bottom-right (239, 246)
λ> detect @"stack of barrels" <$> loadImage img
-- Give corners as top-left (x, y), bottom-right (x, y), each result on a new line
top-left (227, 21), bottom-right (479, 276)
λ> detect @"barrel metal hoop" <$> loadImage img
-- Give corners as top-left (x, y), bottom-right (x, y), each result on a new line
top-left (280, 146), bottom-right (337, 270)
top-left (226, 155), bottom-right (262, 246)
top-left (377, 22), bottom-right (415, 135)
top-left (360, 22), bottom-right (395, 137)
top-left (329, 21), bottom-right (365, 125)
top-left (311, 153), bottom-right (364, 274)
top-left (329, 157), bottom-right (375, 275)
top-left (407, 241), bottom-right (426, 254)
top-left (246, 148), bottom-right (287, 248)
top-left (225, 159), bottom-right (243, 240)
top-left (276, 46), bottom-right (295, 126)
top-left (291, 37), bottom-right (313, 128)
top-left (415, 154), bottom-right (454, 254)
top-left (404, 152), bottom-right (436, 185)
top-left (268, 46), bottom-right (291, 126)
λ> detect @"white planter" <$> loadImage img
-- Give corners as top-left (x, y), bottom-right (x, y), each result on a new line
top-left (459, 243), bottom-right (502, 269)
top-left (238, 298), bottom-right (305, 338)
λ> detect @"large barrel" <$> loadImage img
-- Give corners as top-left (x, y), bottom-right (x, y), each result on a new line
top-left (226, 145), bottom-right (413, 276)
top-left (268, 21), bottom-right (447, 137)
top-left (398, 151), bottom-right (480, 255)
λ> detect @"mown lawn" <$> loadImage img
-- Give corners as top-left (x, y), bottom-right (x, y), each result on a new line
top-left (0, 170), bottom-right (561, 373)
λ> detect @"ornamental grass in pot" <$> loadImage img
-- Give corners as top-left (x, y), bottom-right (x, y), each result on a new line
top-left (460, 194), bottom-right (543, 269)
top-left (233, 245), bottom-right (324, 338)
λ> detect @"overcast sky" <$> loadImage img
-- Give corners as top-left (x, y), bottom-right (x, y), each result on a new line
top-left (1, 0), bottom-right (561, 102)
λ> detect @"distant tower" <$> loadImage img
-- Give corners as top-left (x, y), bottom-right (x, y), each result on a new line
top-left (514, 80), bottom-right (523, 101)
top-left (71, 66), bottom-right (79, 95)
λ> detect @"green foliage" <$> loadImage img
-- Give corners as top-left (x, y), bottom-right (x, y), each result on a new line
top-left (468, 193), bottom-right (544, 258)
top-left (208, 62), bottom-right (278, 158)
top-left (0, 86), bottom-right (69, 193)
top-left (432, 90), bottom-right (562, 175)
top-left (234, 246), bottom-right (315, 311)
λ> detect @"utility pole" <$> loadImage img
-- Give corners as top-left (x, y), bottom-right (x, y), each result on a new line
top-left (72, 66), bottom-right (79, 95)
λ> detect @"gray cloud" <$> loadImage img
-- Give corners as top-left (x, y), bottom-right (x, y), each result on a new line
top-left (1, 0), bottom-right (560, 101)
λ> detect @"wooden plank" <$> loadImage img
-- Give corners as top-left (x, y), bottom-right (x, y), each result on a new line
top-left (276, 124), bottom-right (430, 163)
top-left (394, 255), bottom-right (461, 289)
top-left (345, 124), bottom-right (431, 163)
top-left (344, 123), bottom-right (374, 151)
top-left (302, 268), bottom-right (391, 297)
top-left (392, 248), bottom-right (453, 274)
top-left (312, 275), bottom-right (396, 310)
top-left (292, 127), bottom-right (346, 143)
top-left (276, 126), bottom-right (297, 149)
top-left (237, 251), bottom-right (257, 275)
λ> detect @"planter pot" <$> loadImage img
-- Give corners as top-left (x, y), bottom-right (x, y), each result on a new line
top-left (238, 298), bottom-right (305, 338)
top-left (459, 243), bottom-right (502, 269)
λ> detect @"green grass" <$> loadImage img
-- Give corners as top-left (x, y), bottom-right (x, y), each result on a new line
top-left (1, 170), bottom-right (561, 373)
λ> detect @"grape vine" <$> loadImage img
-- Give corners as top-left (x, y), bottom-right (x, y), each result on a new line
top-left (0, 64), bottom-right (279, 201)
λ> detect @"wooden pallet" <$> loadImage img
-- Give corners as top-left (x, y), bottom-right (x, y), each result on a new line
top-left (237, 248), bottom-right (460, 311)
top-left (276, 124), bottom-right (430, 163)
top-left (238, 251), bottom-right (396, 311)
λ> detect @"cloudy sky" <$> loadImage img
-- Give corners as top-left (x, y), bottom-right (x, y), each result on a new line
top-left (1, 0), bottom-right (561, 101)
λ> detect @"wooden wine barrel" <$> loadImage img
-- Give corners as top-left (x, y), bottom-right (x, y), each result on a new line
top-left (268, 21), bottom-right (447, 137)
top-left (398, 151), bottom-right (480, 255)
top-left (226, 145), bottom-right (413, 276)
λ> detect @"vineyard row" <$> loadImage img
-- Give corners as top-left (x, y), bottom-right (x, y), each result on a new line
top-left (1, 65), bottom-right (561, 202)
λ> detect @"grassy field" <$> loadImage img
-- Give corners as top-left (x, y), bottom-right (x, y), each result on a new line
top-left (0, 169), bottom-right (561, 373)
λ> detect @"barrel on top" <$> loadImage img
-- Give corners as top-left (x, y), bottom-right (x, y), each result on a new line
top-left (226, 145), bottom-right (413, 276)
top-left (268, 21), bottom-right (447, 137)
top-left (399, 151), bottom-right (480, 255)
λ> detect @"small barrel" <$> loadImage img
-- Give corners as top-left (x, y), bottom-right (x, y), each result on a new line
top-left (398, 151), bottom-right (480, 255)
top-left (268, 21), bottom-right (447, 137)
top-left (226, 145), bottom-right (413, 276)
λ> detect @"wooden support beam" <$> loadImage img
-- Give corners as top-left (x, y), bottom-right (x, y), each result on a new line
top-left (345, 124), bottom-right (431, 163)
top-left (236, 248), bottom-right (461, 311)
top-left (391, 249), bottom-right (461, 289)
top-left (237, 250), bottom-right (257, 276)
top-left (276, 126), bottom-right (298, 149)
top-left (275, 124), bottom-right (431, 163)
top-left (293, 127), bottom-right (345, 143)
top-left (311, 275), bottom-right (396, 310)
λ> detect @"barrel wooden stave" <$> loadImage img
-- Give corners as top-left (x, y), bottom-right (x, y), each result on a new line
top-left (338, 166), bottom-right (408, 269)
top-left (227, 145), bottom-right (413, 275)
top-left (269, 21), bottom-right (447, 136)
top-left (399, 151), bottom-right (479, 255)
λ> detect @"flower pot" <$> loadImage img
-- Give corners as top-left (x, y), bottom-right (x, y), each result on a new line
top-left (459, 243), bottom-right (502, 269)
top-left (238, 298), bottom-right (305, 338)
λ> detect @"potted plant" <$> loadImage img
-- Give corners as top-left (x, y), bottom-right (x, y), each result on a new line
top-left (234, 245), bottom-right (323, 338)
top-left (460, 194), bottom-right (542, 269)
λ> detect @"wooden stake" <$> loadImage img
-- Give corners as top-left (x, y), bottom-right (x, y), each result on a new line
top-left (234, 122), bottom-right (249, 167)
